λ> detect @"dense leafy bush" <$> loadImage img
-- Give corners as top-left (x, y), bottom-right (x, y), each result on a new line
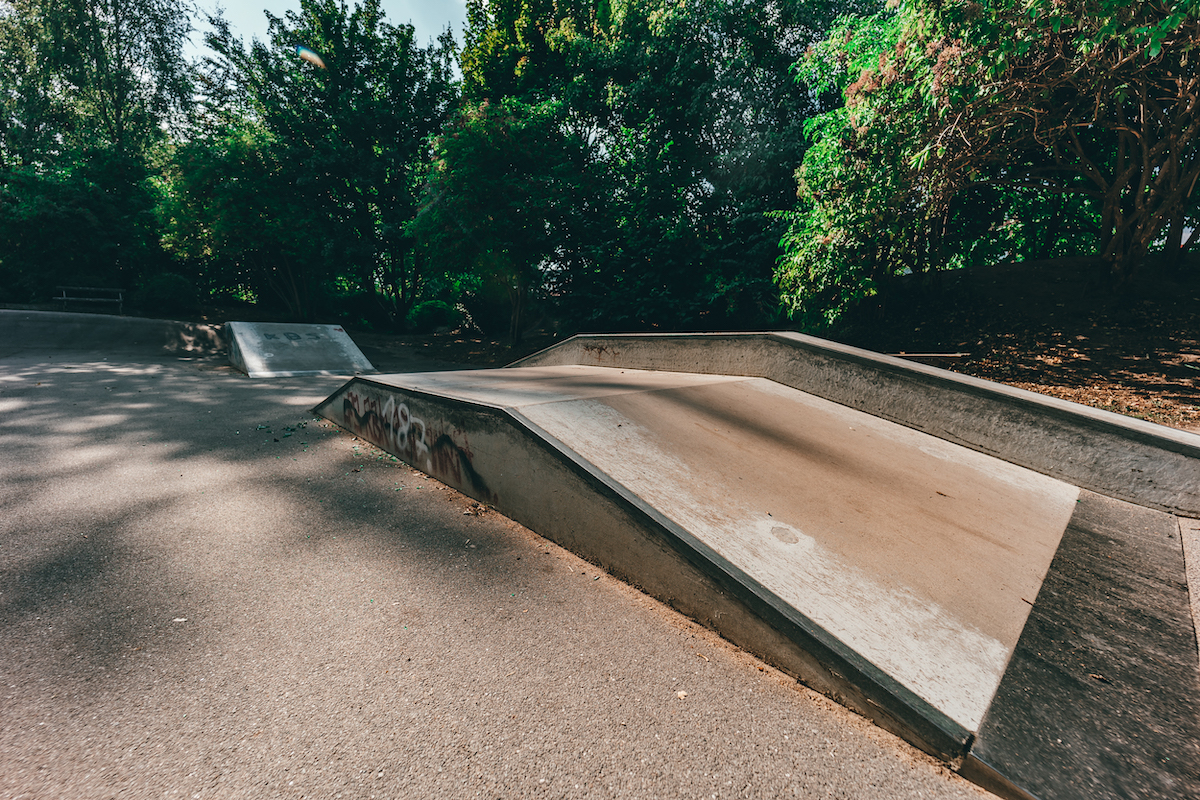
top-left (406, 300), bottom-right (462, 333)
top-left (132, 273), bottom-right (199, 316)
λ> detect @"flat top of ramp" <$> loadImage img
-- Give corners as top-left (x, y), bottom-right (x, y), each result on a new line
top-left (370, 366), bottom-right (1080, 730)
top-left (227, 321), bottom-right (374, 378)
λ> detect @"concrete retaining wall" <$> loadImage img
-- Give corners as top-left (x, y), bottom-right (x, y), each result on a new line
top-left (0, 309), bottom-right (225, 355)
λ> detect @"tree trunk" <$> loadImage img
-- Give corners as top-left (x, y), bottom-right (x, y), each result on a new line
top-left (507, 282), bottom-right (526, 345)
top-left (1036, 195), bottom-right (1065, 260)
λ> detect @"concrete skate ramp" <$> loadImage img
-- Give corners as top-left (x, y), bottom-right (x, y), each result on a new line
top-left (316, 335), bottom-right (1200, 800)
top-left (226, 321), bottom-right (374, 378)
top-left (514, 332), bottom-right (1200, 517)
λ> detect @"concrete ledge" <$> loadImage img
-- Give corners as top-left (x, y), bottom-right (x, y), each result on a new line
top-left (315, 360), bottom-right (1200, 799)
top-left (0, 309), bottom-right (225, 355)
top-left (512, 333), bottom-right (1200, 517)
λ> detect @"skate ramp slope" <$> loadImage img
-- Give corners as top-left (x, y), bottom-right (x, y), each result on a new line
top-left (314, 333), bottom-right (1200, 800)
top-left (227, 321), bottom-right (375, 378)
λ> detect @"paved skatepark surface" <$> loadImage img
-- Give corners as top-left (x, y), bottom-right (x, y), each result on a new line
top-left (0, 311), bottom-right (992, 799)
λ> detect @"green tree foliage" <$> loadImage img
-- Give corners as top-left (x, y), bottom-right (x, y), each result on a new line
top-left (776, 10), bottom-right (1005, 327)
top-left (460, 0), bottom-right (605, 102)
top-left (778, 0), bottom-right (1200, 328)
top-left (162, 120), bottom-right (316, 313)
top-left (438, 0), bottom-right (868, 333)
top-left (163, 0), bottom-right (457, 322)
top-left (0, 151), bottom-right (166, 301)
top-left (0, 0), bottom-right (191, 164)
top-left (55, 0), bottom-right (192, 156)
top-left (0, 0), bottom-right (191, 301)
top-left (0, 1), bottom-right (67, 170)
top-left (913, 0), bottom-right (1200, 282)
top-left (411, 98), bottom-right (587, 342)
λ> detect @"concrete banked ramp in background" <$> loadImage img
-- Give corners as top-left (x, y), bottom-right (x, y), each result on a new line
top-left (226, 321), bottom-right (375, 378)
top-left (315, 332), bottom-right (1200, 800)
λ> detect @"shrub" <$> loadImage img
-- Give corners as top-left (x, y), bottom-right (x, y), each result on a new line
top-left (406, 300), bottom-right (461, 333)
top-left (133, 273), bottom-right (199, 316)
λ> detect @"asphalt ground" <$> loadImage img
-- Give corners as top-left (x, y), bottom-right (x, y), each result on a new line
top-left (3, 325), bottom-right (996, 799)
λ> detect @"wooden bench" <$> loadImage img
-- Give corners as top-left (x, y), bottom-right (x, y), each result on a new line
top-left (54, 286), bottom-right (125, 315)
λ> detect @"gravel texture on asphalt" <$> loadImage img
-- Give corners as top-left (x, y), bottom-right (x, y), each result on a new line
top-left (0, 344), bottom-right (993, 799)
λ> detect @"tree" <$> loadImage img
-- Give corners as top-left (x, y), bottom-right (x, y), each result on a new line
top-left (1, 0), bottom-right (191, 163)
top-left (776, 10), bottom-right (973, 328)
top-left (919, 0), bottom-right (1200, 283)
top-left (0, 0), bottom-right (191, 299)
top-left (443, 0), bottom-right (868, 333)
top-left (0, 1), bottom-right (66, 170)
top-left (411, 97), bottom-right (586, 342)
top-left (777, 1), bottom-right (1200, 328)
top-left (169, 0), bottom-right (458, 321)
top-left (161, 120), bottom-right (321, 314)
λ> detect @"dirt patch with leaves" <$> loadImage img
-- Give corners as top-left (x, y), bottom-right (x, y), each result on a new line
top-left (838, 256), bottom-right (1200, 433)
top-left (350, 329), bottom-right (562, 370)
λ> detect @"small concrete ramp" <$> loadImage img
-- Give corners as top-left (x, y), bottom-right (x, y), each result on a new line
top-left (227, 321), bottom-right (374, 378)
top-left (314, 333), bottom-right (1200, 800)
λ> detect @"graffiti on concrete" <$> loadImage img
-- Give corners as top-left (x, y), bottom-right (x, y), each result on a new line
top-left (582, 343), bottom-right (617, 362)
top-left (342, 390), bottom-right (429, 462)
top-left (262, 331), bottom-right (327, 342)
top-left (429, 433), bottom-right (493, 501)
top-left (337, 385), bottom-right (494, 502)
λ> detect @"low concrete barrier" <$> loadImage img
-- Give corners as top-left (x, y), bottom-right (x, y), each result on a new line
top-left (316, 336), bottom-right (1200, 799)
top-left (313, 373), bottom-right (976, 762)
top-left (314, 360), bottom-right (1200, 800)
top-left (0, 309), bottom-right (224, 355)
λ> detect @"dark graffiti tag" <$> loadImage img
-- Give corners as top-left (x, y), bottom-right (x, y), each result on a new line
top-left (429, 433), bottom-right (492, 499)
top-left (342, 390), bottom-right (430, 463)
top-left (338, 387), bottom-right (494, 501)
top-left (262, 332), bottom-right (325, 341)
